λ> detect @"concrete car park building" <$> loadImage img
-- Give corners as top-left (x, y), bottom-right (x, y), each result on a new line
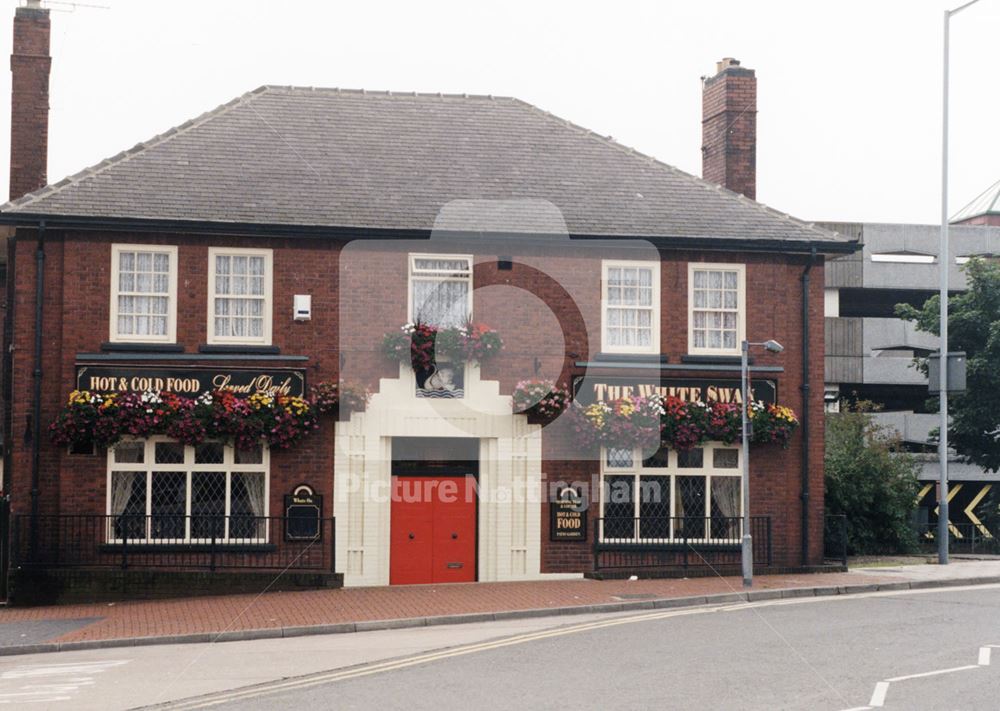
top-left (821, 193), bottom-right (1000, 542)
top-left (0, 6), bottom-right (854, 604)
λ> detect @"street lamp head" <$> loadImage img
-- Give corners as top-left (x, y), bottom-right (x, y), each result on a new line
top-left (763, 339), bottom-right (784, 353)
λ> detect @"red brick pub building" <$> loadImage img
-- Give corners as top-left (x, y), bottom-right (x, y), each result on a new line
top-left (0, 11), bottom-right (855, 602)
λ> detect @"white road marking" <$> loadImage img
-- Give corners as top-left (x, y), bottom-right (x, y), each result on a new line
top-left (868, 681), bottom-right (889, 707)
top-left (884, 664), bottom-right (978, 683)
top-left (852, 646), bottom-right (997, 709)
top-left (0, 659), bottom-right (129, 705)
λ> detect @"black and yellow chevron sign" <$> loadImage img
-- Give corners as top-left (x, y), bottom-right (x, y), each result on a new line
top-left (917, 482), bottom-right (996, 538)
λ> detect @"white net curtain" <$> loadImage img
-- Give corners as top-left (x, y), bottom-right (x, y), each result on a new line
top-left (410, 258), bottom-right (471, 328)
top-left (605, 266), bottom-right (654, 349)
top-left (214, 254), bottom-right (266, 339)
top-left (117, 250), bottom-right (170, 337)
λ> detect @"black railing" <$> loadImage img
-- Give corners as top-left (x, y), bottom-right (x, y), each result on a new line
top-left (593, 515), bottom-right (771, 571)
top-left (824, 514), bottom-right (848, 566)
top-left (10, 514), bottom-right (336, 573)
top-left (915, 522), bottom-right (1000, 556)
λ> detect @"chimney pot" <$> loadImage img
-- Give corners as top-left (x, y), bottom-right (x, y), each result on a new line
top-left (701, 57), bottom-right (757, 200)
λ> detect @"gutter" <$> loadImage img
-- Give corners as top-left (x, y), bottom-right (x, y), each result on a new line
top-left (0, 213), bottom-right (860, 256)
top-left (800, 247), bottom-right (819, 566)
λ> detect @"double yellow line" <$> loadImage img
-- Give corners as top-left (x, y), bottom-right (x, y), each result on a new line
top-left (153, 604), bottom-right (732, 710)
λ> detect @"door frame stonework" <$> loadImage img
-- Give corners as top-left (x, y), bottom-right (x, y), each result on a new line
top-left (334, 363), bottom-right (542, 587)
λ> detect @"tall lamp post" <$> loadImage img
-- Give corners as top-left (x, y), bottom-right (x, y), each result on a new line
top-left (741, 338), bottom-right (784, 589)
top-left (939, 0), bottom-right (983, 565)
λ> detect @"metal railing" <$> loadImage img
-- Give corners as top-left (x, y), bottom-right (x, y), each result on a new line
top-left (915, 522), bottom-right (1000, 556)
top-left (824, 514), bottom-right (848, 566)
top-left (593, 515), bottom-right (771, 571)
top-left (10, 514), bottom-right (336, 573)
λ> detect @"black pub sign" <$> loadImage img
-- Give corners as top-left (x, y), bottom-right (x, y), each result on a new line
top-left (550, 486), bottom-right (587, 542)
top-left (285, 484), bottom-right (323, 541)
top-left (572, 376), bottom-right (777, 407)
top-left (76, 366), bottom-right (306, 398)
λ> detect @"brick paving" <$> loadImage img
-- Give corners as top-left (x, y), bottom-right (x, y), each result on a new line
top-left (0, 571), bottom-right (907, 647)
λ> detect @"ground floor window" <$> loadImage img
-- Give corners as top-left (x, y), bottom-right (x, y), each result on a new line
top-left (107, 437), bottom-right (269, 543)
top-left (599, 443), bottom-right (741, 543)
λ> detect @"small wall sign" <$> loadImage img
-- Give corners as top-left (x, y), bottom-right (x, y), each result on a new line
top-left (284, 484), bottom-right (323, 541)
top-left (550, 486), bottom-right (587, 542)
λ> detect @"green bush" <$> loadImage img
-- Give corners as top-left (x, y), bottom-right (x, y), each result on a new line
top-left (825, 402), bottom-right (921, 555)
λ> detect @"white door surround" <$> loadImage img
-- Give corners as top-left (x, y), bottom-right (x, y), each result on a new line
top-left (334, 363), bottom-right (542, 587)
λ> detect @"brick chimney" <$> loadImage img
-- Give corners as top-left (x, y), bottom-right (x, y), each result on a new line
top-left (9, 0), bottom-right (50, 201)
top-left (701, 57), bottom-right (756, 200)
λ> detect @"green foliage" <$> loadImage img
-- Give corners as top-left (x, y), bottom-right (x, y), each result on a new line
top-left (896, 258), bottom-right (1000, 472)
top-left (825, 403), bottom-right (921, 554)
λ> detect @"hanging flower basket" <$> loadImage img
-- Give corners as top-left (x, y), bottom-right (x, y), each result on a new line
top-left (309, 381), bottom-right (371, 417)
top-left (566, 394), bottom-right (799, 452)
top-left (380, 322), bottom-right (503, 371)
top-left (511, 379), bottom-right (571, 424)
top-left (50, 380), bottom-right (371, 452)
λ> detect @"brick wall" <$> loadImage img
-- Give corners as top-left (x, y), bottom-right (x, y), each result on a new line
top-left (7, 227), bottom-right (826, 574)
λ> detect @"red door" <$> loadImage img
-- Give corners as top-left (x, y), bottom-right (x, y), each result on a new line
top-left (390, 475), bottom-right (476, 585)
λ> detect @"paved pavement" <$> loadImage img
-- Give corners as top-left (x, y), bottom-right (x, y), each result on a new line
top-left (1, 561), bottom-right (999, 656)
top-left (4, 584), bottom-right (1000, 710)
top-left (0, 571), bottom-right (897, 652)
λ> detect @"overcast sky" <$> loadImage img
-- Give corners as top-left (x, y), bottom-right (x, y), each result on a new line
top-left (1, 0), bottom-right (998, 226)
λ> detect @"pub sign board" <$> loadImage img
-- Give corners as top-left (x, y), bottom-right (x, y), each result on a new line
top-left (550, 486), bottom-right (587, 542)
top-left (285, 484), bottom-right (323, 541)
top-left (572, 376), bottom-right (777, 407)
top-left (76, 366), bottom-right (306, 398)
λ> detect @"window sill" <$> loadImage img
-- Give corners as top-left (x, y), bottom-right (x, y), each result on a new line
top-left (198, 344), bottom-right (280, 355)
top-left (680, 354), bottom-right (750, 365)
top-left (101, 342), bottom-right (185, 353)
top-left (595, 541), bottom-right (740, 552)
top-left (593, 353), bottom-right (669, 363)
top-left (99, 543), bottom-right (278, 554)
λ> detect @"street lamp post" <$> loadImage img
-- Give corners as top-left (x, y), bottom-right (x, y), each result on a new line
top-left (741, 338), bottom-right (784, 589)
top-left (939, 0), bottom-right (983, 565)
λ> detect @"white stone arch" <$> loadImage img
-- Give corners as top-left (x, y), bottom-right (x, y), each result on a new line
top-left (334, 363), bottom-right (542, 587)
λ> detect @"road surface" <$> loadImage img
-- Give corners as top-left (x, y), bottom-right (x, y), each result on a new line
top-left (2, 584), bottom-right (1000, 710)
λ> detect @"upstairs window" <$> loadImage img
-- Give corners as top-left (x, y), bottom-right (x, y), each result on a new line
top-left (110, 244), bottom-right (177, 343)
top-left (208, 248), bottom-right (273, 345)
top-left (409, 255), bottom-right (472, 328)
top-left (601, 261), bottom-right (660, 354)
top-left (688, 263), bottom-right (745, 356)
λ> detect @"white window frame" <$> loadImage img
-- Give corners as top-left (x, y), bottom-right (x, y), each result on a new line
top-left (407, 253), bottom-right (474, 326)
top-left (599, 443), bottom-right (742, 544)
top-left (109, 244), bottom-right (178, 343)
top-left (600, 260), bottom-right (661, 355)
top-left (105, 436), bottom-right (270, 544)
top-left (207, 247), bottom-right (273, 345)
top-left (687, 262), bottom-right (746, 357)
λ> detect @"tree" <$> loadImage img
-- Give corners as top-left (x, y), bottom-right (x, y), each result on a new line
top-left (825, 403), bottom-right (921, 555)
top-left (896, 258), bottom-right (1000, 472)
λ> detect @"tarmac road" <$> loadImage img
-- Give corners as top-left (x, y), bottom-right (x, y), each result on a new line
top-left (157, 584), bottom-right (1000, 711)
top-left (4, 584), bottom-right (1000, 710)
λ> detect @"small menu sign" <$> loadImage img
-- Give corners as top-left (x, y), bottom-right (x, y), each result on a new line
top-left (550, 487), bottom-right (587, 542)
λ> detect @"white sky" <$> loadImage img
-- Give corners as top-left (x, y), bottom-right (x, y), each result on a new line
top-left (0, 0), bottom-right (998, 225)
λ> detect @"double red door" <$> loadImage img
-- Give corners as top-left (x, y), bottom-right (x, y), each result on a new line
top-left (390, 475), bottom-right (476, 585)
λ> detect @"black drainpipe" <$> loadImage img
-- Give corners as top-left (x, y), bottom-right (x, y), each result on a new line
top-left (800, 246), bottom-right (818, 566)
top-left (29, 221), bottom-right (45, 552)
